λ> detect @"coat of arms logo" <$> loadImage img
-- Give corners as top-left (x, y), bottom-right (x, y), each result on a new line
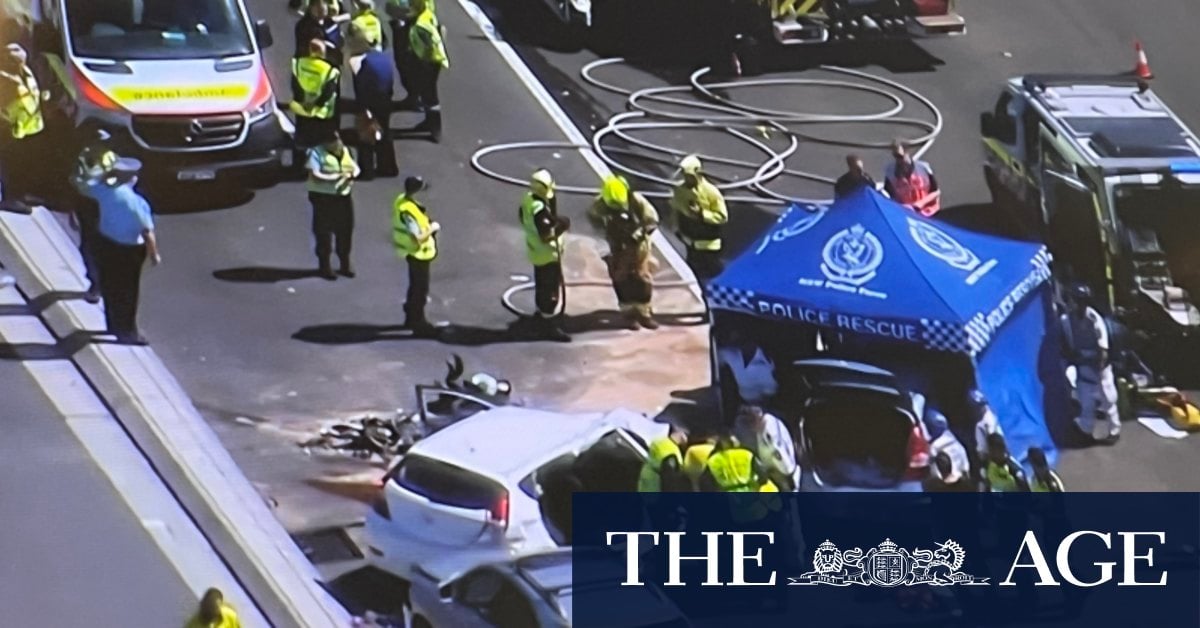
top-left (790, 539), bottom-right (988, 587)
top-left (907, 218), bottom-right (984, 272)
top-left (821, 224), bottom-right (884, 286)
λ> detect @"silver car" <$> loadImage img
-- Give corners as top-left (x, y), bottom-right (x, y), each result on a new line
top-left (406, 548), bottom-right (689, 628)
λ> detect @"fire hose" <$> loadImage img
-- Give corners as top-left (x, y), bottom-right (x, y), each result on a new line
top-left (473, 59), bottom-right (943, 315)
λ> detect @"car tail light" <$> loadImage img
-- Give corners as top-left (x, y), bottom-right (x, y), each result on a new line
top-left (70, 64), bottom-right (123, 111)
top-left (489, 492), bottom-right (510, 528)
top-left (904, 425), bottom-right (931, 481)
top-left (912, 0), bottom-right (949, 16)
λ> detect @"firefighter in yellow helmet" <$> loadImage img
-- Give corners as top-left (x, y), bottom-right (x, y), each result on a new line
top-left (0, 43), bottom-right (48, 213)
top-left (588, 175), bottom-right (661, 330)
top-left (519, 169), bottom-right (571, 342)
top-left (670, 155), bottom-right (727, 281)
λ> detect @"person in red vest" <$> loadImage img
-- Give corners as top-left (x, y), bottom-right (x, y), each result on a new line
top-left (884, 140), bottom-right (941, 216)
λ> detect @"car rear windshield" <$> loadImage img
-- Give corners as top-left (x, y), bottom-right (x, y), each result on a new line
top-left (66, 0), bottom-right (253, 60)
top-left (805, 390), bottom-right (912, 487)
top-left (395, 454), bottom-right (506, 510)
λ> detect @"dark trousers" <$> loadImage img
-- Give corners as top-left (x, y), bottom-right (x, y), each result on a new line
top-left (391, 22), bottom-right (416, 99)
top-left (412, 62), bottom-right (442, 133)
top-left (0, 131), bottom-right (49, 203)
top-left (310, 193), bottom-right (354, 268)
top-left (96, 235), bottom-right (146, 336)
top-left (294, 115), bottom-right (337, 148)
top-left (686, 248), bottom-right (724, 281)
top-left (358, 100), bottom-right (398, 177)
top-left (405, 257), bottom-right (432, 324)
top-left (77, 207), bottom-right (101, 290)
top-left (533, 262), bottom-right (563, 317)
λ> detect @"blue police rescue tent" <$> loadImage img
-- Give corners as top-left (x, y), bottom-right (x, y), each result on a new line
top-left (708, 187), bottom-right (1069, 465)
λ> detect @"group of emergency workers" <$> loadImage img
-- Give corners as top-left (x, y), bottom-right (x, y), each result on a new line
top-left (639, 392), bottom-right (1066, 497)
top-left (638, 405), bottom-right (797, 496)
top-left (0, 40), bottom-right (161, 344)
top-left (290, 0), bottom-right (447, 154)
top-left (516, 153), bottom-right (729, 340)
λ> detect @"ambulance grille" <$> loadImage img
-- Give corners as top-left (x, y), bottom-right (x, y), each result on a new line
top-left (131, 114), bottom-right (245, 150)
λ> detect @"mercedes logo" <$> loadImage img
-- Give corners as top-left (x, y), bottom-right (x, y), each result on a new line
top-left (183, 118), bottom-right (204, 144)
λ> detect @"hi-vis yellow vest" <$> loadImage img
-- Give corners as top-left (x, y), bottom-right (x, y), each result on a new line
top-left (520, 192), bottom-right (563, 266)
top-left (409, 8), bottom-right (448, 68)
top-left (307, 146), bottom-right (357, 195)
top-left (707, 448), bottom-right (758, 492)
top-left (290, 57), bottom-right (339, 119)
top-left (3, 67), bottom-right (44, 139)
top-left (683, 443), bottom-right (715, 489)
top-left (986, 460), bottom-right (1021, 492)
top-left (638, 438), bottom-right (683, 492)
top-left (393, 195), bottom-right (437, 261)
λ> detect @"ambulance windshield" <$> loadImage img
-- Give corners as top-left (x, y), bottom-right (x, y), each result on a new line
top-left (1116, 184), bottom-right (1200, 300)
top-left (66, 0), bottom-right (253, 60)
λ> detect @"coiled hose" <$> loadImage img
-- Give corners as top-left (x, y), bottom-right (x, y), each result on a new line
top-left (475, 59), bottom-right (943, 316)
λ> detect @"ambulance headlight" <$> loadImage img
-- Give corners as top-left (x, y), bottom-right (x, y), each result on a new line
top-left (247, 98), bottom-right (274, 122)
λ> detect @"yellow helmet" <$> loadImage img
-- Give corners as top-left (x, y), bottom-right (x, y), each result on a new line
top-left (679, 154), bottom-right (703, 175)
top-left (600, 175), bottom-right (629, 208)
top-left (530, 169), bottom-right (555, 198)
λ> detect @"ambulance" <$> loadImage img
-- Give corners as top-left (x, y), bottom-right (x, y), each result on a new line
top-left (32, 0), bottom-right (292, 182)
top-left (980, 74), bottom-right (1200, 383)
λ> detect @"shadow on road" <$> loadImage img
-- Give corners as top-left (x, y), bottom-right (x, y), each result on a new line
top-left (213, 267), bottom-right (321, 283)
top-left (0, 290), bottom-right (95, 316)
top-left (292, 311), bottom-right (705, 346)
top-left (0, 329), bottom-right (101, 361)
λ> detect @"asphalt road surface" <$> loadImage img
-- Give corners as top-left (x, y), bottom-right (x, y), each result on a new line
top-left (0, 360), bottom-right (196, 625)
top-left (96, 0), bottom-right (1200, 545)
top-left (132, 0), bottom-right (708, 533)
top-left (479, 0), bottom-right (1200, 490)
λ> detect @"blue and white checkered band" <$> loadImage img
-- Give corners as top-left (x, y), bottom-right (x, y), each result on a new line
top-left (921, 318), bottom-right (970, 354)
top-left (706, 284), bottom-right (755, 313)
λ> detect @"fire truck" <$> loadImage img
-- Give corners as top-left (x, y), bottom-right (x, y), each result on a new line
top-left (980, 74), bottom-right (1200, 383)
top-left (548, 0), bottom-right (965, 46)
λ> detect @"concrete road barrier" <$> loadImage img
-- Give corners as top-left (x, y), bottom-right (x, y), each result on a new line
top-left (0, 207), bottom-right (352, 628)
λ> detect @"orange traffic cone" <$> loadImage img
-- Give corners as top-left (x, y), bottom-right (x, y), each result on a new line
top-left (1133, 40), bottom-right (1154, 80)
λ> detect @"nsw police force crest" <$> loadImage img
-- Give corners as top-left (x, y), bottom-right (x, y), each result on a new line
top-left (789, 539), bottom-right (989, 587)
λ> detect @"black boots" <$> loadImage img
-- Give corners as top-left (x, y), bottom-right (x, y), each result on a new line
top-left (318, 258), bottom-right (336, 281)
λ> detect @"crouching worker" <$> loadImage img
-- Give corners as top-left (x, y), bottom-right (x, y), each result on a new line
top-left (589, 175), bottom-right (660, 330)
top-left (638, 427), bottom-right (690, 493)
